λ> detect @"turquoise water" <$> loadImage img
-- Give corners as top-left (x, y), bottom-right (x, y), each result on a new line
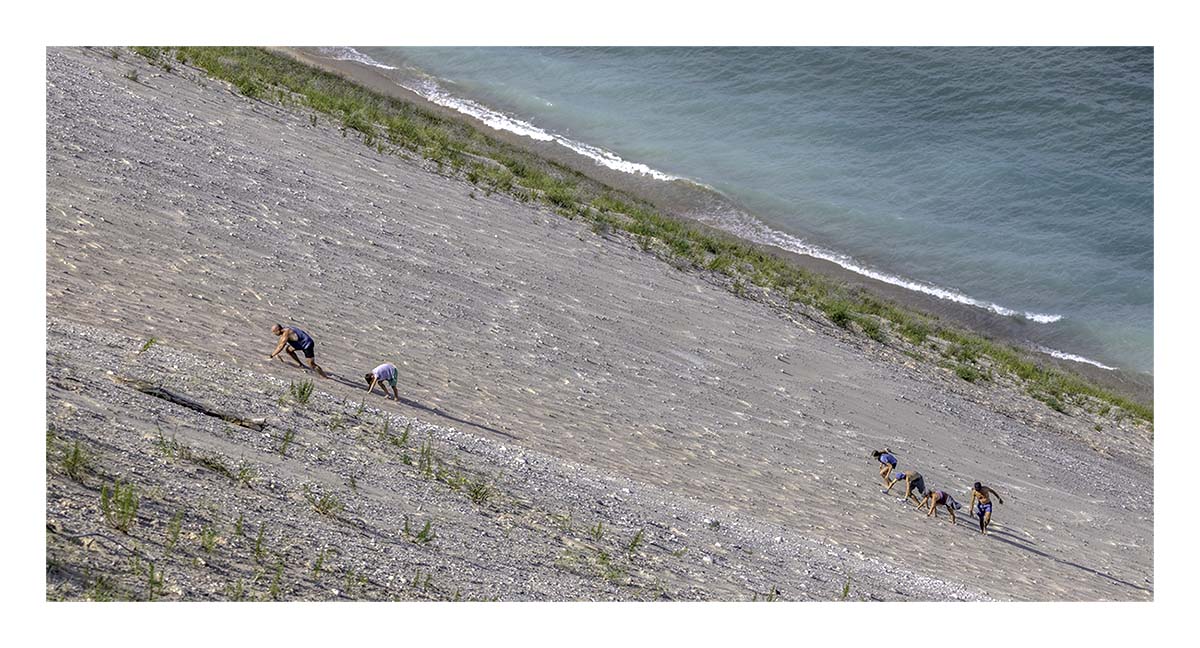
top-left (329, 47), bottom-right (1153, 374)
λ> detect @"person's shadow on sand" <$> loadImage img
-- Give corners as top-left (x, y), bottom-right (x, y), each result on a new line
top-left (951, 515), bottom-right (1151, 595)
top-left (326, 373), bottom-right (518, 441)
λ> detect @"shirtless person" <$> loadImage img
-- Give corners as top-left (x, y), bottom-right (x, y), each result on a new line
top-left (917, 489), bottom-right (962, 524)
top-left (267, 323), bottom-right (329, 378)
top-left (969, 482), bottom-right (1005, 535)
top-left (884, 469), bottom-right (927, 505)
top-left (364, 362), bottom-right (401, 401)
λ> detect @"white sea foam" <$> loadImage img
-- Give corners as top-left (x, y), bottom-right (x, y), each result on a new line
top-left (317, 47), bottom-right (398, 70)
top-left (415, 80), bottom-right (556, 142)
top-left (552, 137), bottom-right (680, 181)
top-left (410, 82), bottom-right (680, 180)
top-left (1035, 346), bottom-right (1117, 371)
top-left (732, 219), bottom-right (1065, 325)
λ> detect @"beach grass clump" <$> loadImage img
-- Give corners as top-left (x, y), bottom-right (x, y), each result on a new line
top-left (385, 114), bottom-right (424, 149)
top-left (1033, 391), bottom-right (1068, 414)
top-left (234, 74), bottom-right (265, 99)
top-left (820, 298), bottom-right (854, 328)
top-left (342, 108), bottom-right (377, 142)
top-left (946, 341), bottom-right (984, 364)
top-left (288, 379), bottom-right (314, 405)
top-left (377, 417), bottom-right (392, 444)
top-left (191, 452), bottom-right (234, 479)
top-left (156, 432), bottom-right (183, 460)
top-left (899, 319), bottom-right (931, 345)
top-left (855, 315), bottom-right (887, 343)
top-left (311, 547), bottom-right (331, 579)
top-left (144, 46), bottom-right (1152, 424)
top-left (753, 587), bottom-right (781, 602)
top-left (269, 556), bottom-right (285, 599)
top-left (403, 515), bottom-right (437, 545)
top-left (542, 182), bottom-right (579, 209)
top-left (145, 562), bottom-right (165, 601)
top-left (667, 235), bottom-right (697, 261)
top-left (131, 46), bottom-right (163, 61)
top-left (226, 579), bottom-right (247, 601)
top-left (277, 428), bottom-right (297, 456)
top-left (417, 438), bottom-right (436, 479)
top-left (61, 440), bottom-right (90, 482)
top-left (414, 520), bottom-right (436, 544)
top-left (302, 484), bottom-right (344, 517)
top-left (100, 480), bottom-right (140, 533)
top-left (200, 524), bottom-right (219, 554)
top-left (466, 480), bottom-right (492, 506)
top-left (165, 510), bottom-right (184, 552)
top-left (595, 550), bottom-right (626, 583)
top-left (85, 574), bottom-right (119, 601)
top-left (236, 461), bottom-right (256, 488)
top-left (626, 528), bottom-right (645, 557)
top-left (706, 253), bottom-right (737, 275)
top-left (254, 525), bottom-right (268, 563)
top-left (955, 363), bottom-right (985, 383)
top-left (397, 421), bottom-right (412, 448)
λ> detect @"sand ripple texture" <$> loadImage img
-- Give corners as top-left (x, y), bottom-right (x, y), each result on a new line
top-left (45, 47), bottom-right (1151, 600)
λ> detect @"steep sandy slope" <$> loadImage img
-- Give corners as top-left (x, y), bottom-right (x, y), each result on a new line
top-left (46, 47), bottom-right (1152, 600)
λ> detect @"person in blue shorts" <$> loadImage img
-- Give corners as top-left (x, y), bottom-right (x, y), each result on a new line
top-left (268, 323), bottom-right (329, 378)
top-left (884, 469), bottom-right (927, 505)
top-left (969, 482), bottom-right (1005, 535)
top-left (364, 362), bottom-right (400, 401)
top-left (870, 449), bottom-right (898, 487)
top-left (917, 489), bottom-right (962, 524)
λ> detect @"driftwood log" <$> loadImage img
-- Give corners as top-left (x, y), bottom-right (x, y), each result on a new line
top-left (112, 375), bottom-right (267, 431)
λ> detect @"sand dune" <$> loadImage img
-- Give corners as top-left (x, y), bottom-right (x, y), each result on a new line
top-left (45, 47), bottom-right (1151, 600)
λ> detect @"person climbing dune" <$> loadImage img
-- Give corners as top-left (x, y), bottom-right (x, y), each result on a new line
top-left (870, 449), bottom-right (898, 487)
top-left (365, 362), bottom-right (401, 401)
top-left (885, 469), bottom-right (927, 505)
top-left (969, 481), bottom-right (1005, 535)
top-left (917, 489), bottom-right (962, 524)
top-left (267, 323), bottom-right (329, 378)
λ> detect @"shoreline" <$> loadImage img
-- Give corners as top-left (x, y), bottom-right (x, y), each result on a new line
top-left (282, 46), bottom-right (1152, 404)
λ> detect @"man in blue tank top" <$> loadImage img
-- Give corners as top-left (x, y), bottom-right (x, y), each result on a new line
top-left (268, 323), bottom-right (329, 378)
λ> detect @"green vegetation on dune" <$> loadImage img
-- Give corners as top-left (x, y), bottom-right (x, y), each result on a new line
top-left (130, 46), bottom-right (1151, 424)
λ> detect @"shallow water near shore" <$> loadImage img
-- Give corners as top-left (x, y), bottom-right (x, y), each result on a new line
top-left (330, 46), bottom-right (1153, 374)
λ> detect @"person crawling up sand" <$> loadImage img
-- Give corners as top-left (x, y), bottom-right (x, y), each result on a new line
top-left (268, 323), bottom-right (329, 378)
top-left (870, 449), bottom-right (898, 487)
top-left (918, 489), bottom-right (962, 524)
top-left (365, 362), bottom-right (400, 401)
top-left (884, 469), bottom-right (927, 506)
